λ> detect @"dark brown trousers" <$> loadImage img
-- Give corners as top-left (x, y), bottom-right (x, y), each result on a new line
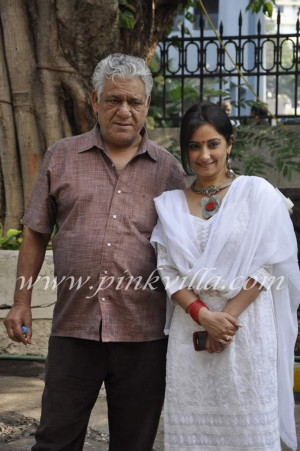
top-left (32, 336), bottom-right (167, 451)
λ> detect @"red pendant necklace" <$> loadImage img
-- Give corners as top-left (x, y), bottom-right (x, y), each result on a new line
top-left (191, 176), bottom-right (235, 219)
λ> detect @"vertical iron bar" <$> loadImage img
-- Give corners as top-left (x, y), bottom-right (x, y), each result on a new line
top-left (218, 21), bottom-right (224, 105)
top-left (275, 9), bottom-right (281, 118)
top-left (238, 11), bottom-right (243, 118)
top-left (295, 13), bottom-right (299, 116)
top-left (256, 19), bottom-right (261, 101)
top-left (199, 12), bottom-right (204, 102)
top-left (181, 22), bottom-right (185, 119)
top-left (162, 39), bottom-right (166, 123)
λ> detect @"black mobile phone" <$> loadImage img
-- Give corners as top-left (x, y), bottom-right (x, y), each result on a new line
top-left (193, 331), bottom-right (208, 351)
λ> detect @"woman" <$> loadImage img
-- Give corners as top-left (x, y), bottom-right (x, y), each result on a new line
top-left (151, 102), bottom-right (300, 450)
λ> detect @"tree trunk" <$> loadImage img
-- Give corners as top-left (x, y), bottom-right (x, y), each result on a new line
top-left (0, 11), bottom-right (23, 229)
top-left (0, 0), bottom-right (186, 232)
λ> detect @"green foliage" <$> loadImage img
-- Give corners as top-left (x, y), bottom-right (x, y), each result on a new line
top-left (148, 76), bottom-right (199, 127)
top-left (117, 0), bottom-right (277, 33)
top-left (0, 226), bottom-right (56, 250)
top-left (166, 137), bottom-right (182, 163)
top-left (229, 123), bottom-right (300, 180)
top-left (185, 10), bottom-right (196, 24)
top-left (118, 0), bottom-right (136, 30)
top-left (0, 227), bottom-right (23, 250)
top-left (231, 96), bottom-right (269, 115)
top-left (118, 0), bottom-right (277, 34)
top-left (149, 53), bottom-right (202, 127)
top-left (246, 0), bottom-right (276, 18)
top-left (184, 0), bottom-right (198, 26)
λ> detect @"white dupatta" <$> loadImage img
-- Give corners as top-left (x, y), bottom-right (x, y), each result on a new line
top-left (151, 175), bottom-right (300, 450)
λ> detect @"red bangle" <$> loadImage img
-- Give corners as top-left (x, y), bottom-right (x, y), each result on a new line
top-left (185, 299), bottom-right (208, 324)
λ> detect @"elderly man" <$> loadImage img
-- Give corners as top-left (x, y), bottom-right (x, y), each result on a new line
top-left (4, 53), bottom-right (186, 451)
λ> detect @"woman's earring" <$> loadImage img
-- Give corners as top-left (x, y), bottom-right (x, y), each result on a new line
top-left (226, 153), bottom-right (234, 176)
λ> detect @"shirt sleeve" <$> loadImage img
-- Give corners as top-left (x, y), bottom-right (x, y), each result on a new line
top-left (165, 154), bottom-right (187, 191)
top-left (22, 147), bottom-right (57, 234)
top-left (249, 266), bottom-right (272, 290)
top-left (156, 242), bottom-right (188, 298)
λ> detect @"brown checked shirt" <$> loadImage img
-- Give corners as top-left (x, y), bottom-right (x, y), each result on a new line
top-left (23, 124), bottom-right (186, 342)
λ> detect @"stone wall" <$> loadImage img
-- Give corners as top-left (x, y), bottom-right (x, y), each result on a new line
top-left (0, 319), bottom-right (51, 356)
top-left (0, 251), bottom-right (55, 356)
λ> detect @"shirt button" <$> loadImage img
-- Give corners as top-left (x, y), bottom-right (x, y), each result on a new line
top-left (107, 243), bottom-right (111, 247)
top-left (101, 297), bottom-right (106, 302)
top-left (117, 189), bottom-right (122, 194)
top-left (112, 214), bottom-right (117, 219)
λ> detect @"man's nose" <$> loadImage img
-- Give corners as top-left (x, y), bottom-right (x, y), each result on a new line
top-left (117, 101), bottom-right (131, 115)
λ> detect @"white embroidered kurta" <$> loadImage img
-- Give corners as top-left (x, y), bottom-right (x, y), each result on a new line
top-left (151, 176), bottom-right (300, 451)
top-left (158, 217), bottom-right (280, 450)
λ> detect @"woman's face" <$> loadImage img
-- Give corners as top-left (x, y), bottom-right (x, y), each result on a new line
top-left (188, 123), bottom-right (232, 184)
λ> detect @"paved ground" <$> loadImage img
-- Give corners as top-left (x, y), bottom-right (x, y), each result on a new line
top-left (0, 359), bottom-right (163, 450)
top-left (0, 359), bottom-right (299, 450)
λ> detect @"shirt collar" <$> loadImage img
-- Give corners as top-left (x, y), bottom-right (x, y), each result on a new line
top-left (77, 123), bottom-right (104, 153)
top-left (77, 123), bottom-right (157, 161)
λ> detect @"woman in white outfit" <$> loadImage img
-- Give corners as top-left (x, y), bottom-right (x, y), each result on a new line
top-left (150, 102), bottom-right (300, 450)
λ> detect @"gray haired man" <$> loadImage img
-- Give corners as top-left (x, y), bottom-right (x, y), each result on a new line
top-left (4, 54), bottom-right (186, 450)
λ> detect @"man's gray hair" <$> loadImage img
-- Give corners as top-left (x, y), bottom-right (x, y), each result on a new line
top-left (91, 53), bottom-right (153, 100)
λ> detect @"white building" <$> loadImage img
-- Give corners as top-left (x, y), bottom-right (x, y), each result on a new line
top-left (264, 0), bottom-right (300, 116)
top-left (267, 0), bottom-right (300, 33)
top-left (158, 0), bottom-right (298, 118)
top-left (163, 0), bottom-right (265, 116)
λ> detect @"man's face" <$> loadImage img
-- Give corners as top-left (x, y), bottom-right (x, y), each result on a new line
top-left (224, 103), bottom-right (232, 116)
top-left (91, 77), bottom-right (150, 149)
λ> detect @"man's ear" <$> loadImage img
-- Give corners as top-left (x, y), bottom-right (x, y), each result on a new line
top-left (91, 90), bottom-right (99, 113)
top-left (146, 95), bottom-right (151, 109)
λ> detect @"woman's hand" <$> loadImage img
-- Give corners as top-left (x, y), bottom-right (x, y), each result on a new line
top-left (198, 308), bottom-right (241, 342)
top-left (205, 334), bottom-right (233, 353)
top-left (206, 335), bottom-right (222, 353)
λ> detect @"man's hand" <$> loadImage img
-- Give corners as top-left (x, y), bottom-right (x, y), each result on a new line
top-left (3, 226), bottom-right (50, 345)
top-left (4, 305), bottom-right (32, 345)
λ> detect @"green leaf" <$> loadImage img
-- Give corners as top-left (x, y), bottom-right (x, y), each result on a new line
top-left (0, 228), bottom-right (23, 249)
top-left (6, 229), bottom-right (21, 238)
top-left (155, 75), bottom-right (165, 86)
top-left (119, 10), bottom-right (135, 29)
top-left (170, 85), bottom-right (182, 100)
top-left (246, 0), bottom-right (275, 17)
top-left (185, 11), bottom-right (196, 23)
top-left (263, 2), bottom-right (273, 17)
top-left (146, 116), bottom-right (155, 130)
top-left (124, 3), bottom-right (136, 13)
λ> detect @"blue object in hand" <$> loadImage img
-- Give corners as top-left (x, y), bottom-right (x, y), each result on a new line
top-left (21, 325), bottom-right (28, 335)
